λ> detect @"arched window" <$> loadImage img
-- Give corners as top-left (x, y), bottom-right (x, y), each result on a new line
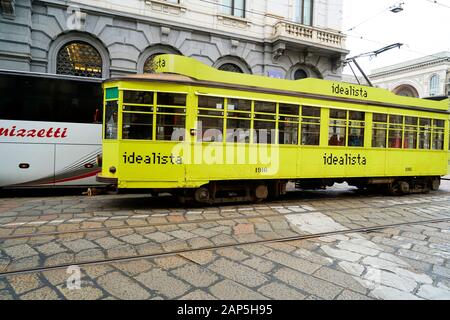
top-left (294, 68), bottom-right (308, 80)
top-left (430, 74), bottom-right (440, 96)
top-left (218, 63), bottom-right (244, 73)
top-left (56, 41), bottom-right (102, 78)
top-left (393, 84), bottom-right (419, 98)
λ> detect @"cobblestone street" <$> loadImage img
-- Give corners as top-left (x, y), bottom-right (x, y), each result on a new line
top-left (1, 182), bottom-right (450, 300)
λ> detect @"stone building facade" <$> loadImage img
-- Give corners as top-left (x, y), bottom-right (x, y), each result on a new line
top-left (370, 52), bottom-right (450, 98)
top-left (0, 0), bottom-right (348, 80)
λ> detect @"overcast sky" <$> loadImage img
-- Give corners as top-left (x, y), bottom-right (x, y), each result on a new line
top-left (342, 0), bottom-right (450, 75)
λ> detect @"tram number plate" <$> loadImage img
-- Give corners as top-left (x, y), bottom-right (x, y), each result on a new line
top-left (256, 167), bottom-right (268, 173)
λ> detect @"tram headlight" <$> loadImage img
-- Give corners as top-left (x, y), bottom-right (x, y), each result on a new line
top-left (109, 166), bottom-right (116, 174)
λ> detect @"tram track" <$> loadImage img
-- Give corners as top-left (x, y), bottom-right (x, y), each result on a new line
top-left (2, 196), bottom-right (450, 241)
top-left (1, 216), bottom-right (449, 278)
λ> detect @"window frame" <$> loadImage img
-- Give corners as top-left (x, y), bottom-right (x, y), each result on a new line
top-left (293, 0), bottom-right (314, 26)
top-left (222, 0), bottom-right (246, 18)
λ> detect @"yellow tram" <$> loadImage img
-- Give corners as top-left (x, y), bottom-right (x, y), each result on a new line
top-left (97, 54), bottom-right (450, 203)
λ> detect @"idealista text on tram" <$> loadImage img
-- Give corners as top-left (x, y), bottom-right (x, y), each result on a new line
top-left (331, 83), bottom-right (368, 98)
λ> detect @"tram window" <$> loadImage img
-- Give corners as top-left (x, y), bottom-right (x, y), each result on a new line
top-left (301, 106), bottom-right (320, 146)
top-left (419, 118), bottom-right (431, 149)
top-left (388, 115), bottom-right (403, 148)
top-left (372, 113), bottom-right (387, 148)
top-left (227, 99), bottom-right (251, 118)
top-left (123, 91), bottom-right (153, 104)
top-left (198, 96), bottom-right (224, 109)
top-left (301, 123), bottom-right (320, 146)
top-left (432, 119), bottom-right (444, 150)
top-left (328, 109), bottom-right (346, 146)
top-left (226, 118), bottom-right (251, 143)
top-left (123, 105), bottom-right (152, 112)
top-left (156, 114), bottom-right (186, 141)
top-left (254, 121), bottom-right (276, 144)
top-left (279, 121), bottom-right (298, 145)
top-left (348, 111), bottom-right (365, 147)
top-left (157, 92), bottom-right (186, 106)
top-left (122, 113), bottom-right (152, 140)
top-left (105, 101), bottom-right (118, 139)
top-left (255, 101), bottom-right (276, 114)
top-left (302, 106), bottom-right (320, 118)
top-left (279, 103), bottom-right (299, 116)
top-left (404, 116), bottom-right (418, 149)
top-left (197, 117), bottom-right (223, 142)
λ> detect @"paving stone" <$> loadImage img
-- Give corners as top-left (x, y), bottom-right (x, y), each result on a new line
top-left (64, 239), bottom-right (98, 253)
top-left (94, 237), bottom-right (126, 250)
top-left (293, 249), bottom-right (333, 266)
top-left (135, 269), bottom-right (190, 298)
top-left (336, 241), bottom-right (380, 256)
top-left (208, 258), bottom-right (268, 287)
top-left (338, 261), bottom-right (365, 276)
top-left (417, 285), bottom-right (450, 300)
top-left (135, 243), bottom-right (163, 256)
top-left (168, 230), bottom-right (197, 240)
top-left (274, 267), bottom-right (343, 300)
top-left (411, 244), bottom-right (450, 259)
top-left (97, 271), bottom-right (150, 300)
top-left (143, 232), bottom-right (174, 243)
top-left (363, 267), bottom-right (418, 293)
top-left (35, 242), bottom-right (67, 256)
top-left (179, 251), bottom-right (217, 265)
top-left (120, 234), bottom-right (149, 245)
top-left (153, 256), bottom-right (188, 270)
top-left (172, 264), bottom-right (219, 287)
top-left (162, 240), bottom-right (190, 252)
top-left (191, 228), bottom-right (218, 238)
top-left (336, 290), bottom-right (371, 300)
top-left (314, 267), bottom-right (367, 294)
top-left (44, 252), bottom-right (75, 267)
top-left (187, 237), bottom-right (214, 249)
top-left (209, 280), bottom-right (267, 300)
top-left (242, 257), bottom-right (275, 273)
top-left (377, 253), bottom-right (409, 267)
top-left (265, 242), bottom-right (297, 253)
top-left (400, 231), bottom-right (427, 241)
top-left (57, 284), bottom-right (104, 300)
top-left (362, 256), bottom-right (408, 270)
top-left (3, 244), bottom-right (38, 260)
top-left (370, 285), bottom-right (422, 300)
top-left (257, 282), bottom-right (306, 300)
top-left (179, 290), bottom-right (217, 300)
top-left (397, 249), bottom-right (445, 265)
top-left (371, 236), bottom-right (412, 249)
top-left (75, 248), bottom-right (105, 263)
top-left (8, 273), bottom-right (42, 295)
top-left (20, 287), bottom-right (60, 300)
top-left (432, 265), bottom-right (450, 279)
top-left (0, 290), bottom-right (13, 300)
top-left (320, 245), bottom-right (362, 262)
top-left (107, 244), bottom-right (137, 259)
top-left (233, 223), bottom-right (255, 235)
top-left (264, 251), bottom-right (321, 274)
top-left (113, 259), bottom-right (154, 276)
top-left (216, 248), bottom-right (249, 261)
top-left (210, 234), bottom-right (236, 246)
top-left (83, 264), bottom-right (114, 279)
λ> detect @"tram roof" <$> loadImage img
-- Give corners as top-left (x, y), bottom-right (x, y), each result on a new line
top-left (105, 54), bottom-right (449, 113)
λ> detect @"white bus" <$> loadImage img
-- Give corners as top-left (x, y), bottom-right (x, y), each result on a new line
top-left (0, 70), bottom-right (105, 188)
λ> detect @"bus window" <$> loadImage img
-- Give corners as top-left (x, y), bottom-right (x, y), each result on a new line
top-left (105, 101), bottom-right (118, 139)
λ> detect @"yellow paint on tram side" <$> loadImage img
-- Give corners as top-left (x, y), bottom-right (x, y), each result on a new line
top-left (99, 55), bottom-right (450, 189)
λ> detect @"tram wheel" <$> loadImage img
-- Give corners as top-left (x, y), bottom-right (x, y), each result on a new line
top-left (194, 187), bottom-right (210, 203)
top-left (254, 184), bottom-right (268, 202)
top-left (430, 178), bottom-right (440, 191)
